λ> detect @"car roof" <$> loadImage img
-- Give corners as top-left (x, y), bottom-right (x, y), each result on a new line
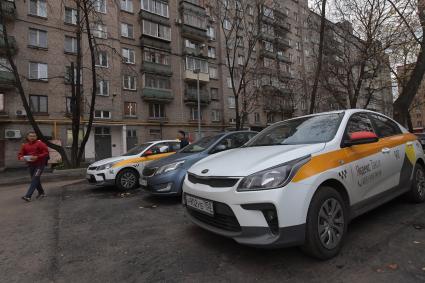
top-left (147, 139), bottom-right (180, 144)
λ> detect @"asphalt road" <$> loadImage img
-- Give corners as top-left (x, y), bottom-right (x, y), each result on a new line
top-left (1, 181), bottom-right (425, 283)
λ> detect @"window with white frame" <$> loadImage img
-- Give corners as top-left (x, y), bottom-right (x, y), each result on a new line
top-left (120, 0), bottom-right (133, 12)
top-left (185, 39), bottom-right (199, 49)
top-left (123, 75), bottom-right (137, 90)
top-left (248, 5), bottom-right (254, 15)
top-left (185, 56), bottom-right (208, 73)
top-left (254, 112), bottom-right (260, 124)
top-left (28, 28), bottom-right (47, 48)
top-left (223, 18), bottom-right (231, 30)
top-left (92, 24), bottom-right (107, 39)
top-left (227, 77), bottom-right (232, 88)
top-left (122, 48), bottom-right (135, 64)
top-left (29, 62), bottom-right (48, 81)
top-left (96, 80), bottom-right (109, 96)
top-left (29, 0), bottom-right (47, 17)
top-left (93, 0), bottom-right (106, 13)
top-left (64, 7), bottom-right (77, 25)
top-left (65, 66), bottom-right (82, 84)
top-left (94, 110), bottom-right (111, 119)
top-left (228, 96), bottom-right (235, 108)
top-left (183, 12), bottom-right (206, 29)
top-left (209, 66), bottom-right (218, 79)
top-left (141, 0), bottom-right (169, 18)
top-left (210, 88), bottom-right (219, 100)
top-left (207, 26), bottom-right (216, 40)
top-left (190, 107), bottom-right (202, 121)
top-left (238, 55), bottom-right (244, 66)
top-left (121, 23), bottom-right (134, 38)
top-left (0, 93), bottom-right (4, 112)
top-left (143, 48), bottom-right (170, 65)
top-left (149, 103), bottom-right (165, 118)
top-left (144, 74), bottom-right (171, 90)
top-left (208, 47), bottom-right (216, 58)
top-left (95, 51), bottom-right (108, 67)
top-left (64, 36), bottom-right (77, 53)
top-left (142, 20), bottom-right (171, 41)
top-left (211, 109), bottom-right (220, 122)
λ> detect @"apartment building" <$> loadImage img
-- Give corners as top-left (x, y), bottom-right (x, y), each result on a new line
top-left (0, 0), bottom-right (393, 169)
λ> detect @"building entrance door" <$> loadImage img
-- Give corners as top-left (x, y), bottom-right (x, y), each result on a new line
top-left (94, 127), bottom-right (112, 161)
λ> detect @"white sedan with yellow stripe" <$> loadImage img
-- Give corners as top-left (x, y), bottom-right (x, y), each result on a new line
top-left (87, 140), bottom-right (180, 190)
top-left (183, 110), bottom-right (425, 259)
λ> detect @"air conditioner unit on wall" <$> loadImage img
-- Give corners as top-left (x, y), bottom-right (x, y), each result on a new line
top-left (5, 129), bottom-right (22, 139)
top-left (16, 109), bottom-right (26, 116)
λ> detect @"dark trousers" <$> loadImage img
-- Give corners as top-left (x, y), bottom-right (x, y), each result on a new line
top-left (25, 165), bottom-right (45, 198)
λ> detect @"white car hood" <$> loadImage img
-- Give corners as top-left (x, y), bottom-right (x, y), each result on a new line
top-left (89, 156), bottom-right (132, 167)
top-left (188, 143), bottom-right (326, 177)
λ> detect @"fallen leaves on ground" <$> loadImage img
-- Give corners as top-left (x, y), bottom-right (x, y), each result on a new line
top-left (387, 264), bottom-right (398, 270)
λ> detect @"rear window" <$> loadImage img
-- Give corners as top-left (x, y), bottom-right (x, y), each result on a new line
top-left (369, 114), bottom-right (402, 138)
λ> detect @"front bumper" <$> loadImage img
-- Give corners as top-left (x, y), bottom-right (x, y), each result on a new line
top-left (140, 169), bottom-right (186, 196)
top-left (86, 169), bottom-right (116, 186)
top-left (183, 175), bottom-right (313, 248)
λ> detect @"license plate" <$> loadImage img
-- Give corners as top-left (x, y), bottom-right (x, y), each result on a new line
top-left (140, 178), bottom-right (148, 187)
top-left (185, 194), bottom-right (214, 216)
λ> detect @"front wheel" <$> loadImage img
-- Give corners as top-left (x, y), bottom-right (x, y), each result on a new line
top-left (116, 169), bottom-right (139, 191)
top-left (302, 186), bottom-right (348, 260)
top-left (406, 163), bottom-right (425, 203)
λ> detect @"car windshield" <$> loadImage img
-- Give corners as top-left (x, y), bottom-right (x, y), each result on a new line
top-left (122, 143), bottom-right (152, 156)
top-left (246, 113), bottom-right (344, 146)
top-left (180, 135), bottom-right (223, 153)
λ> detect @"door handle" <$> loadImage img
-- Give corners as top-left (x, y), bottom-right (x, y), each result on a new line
top-left (381, 147), bottom-right (391, 154)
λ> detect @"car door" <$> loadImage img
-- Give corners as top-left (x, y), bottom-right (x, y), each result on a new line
top-left (343, 113), bottom-right (388, 201)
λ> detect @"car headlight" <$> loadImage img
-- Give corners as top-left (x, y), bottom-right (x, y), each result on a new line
top-left (237, 156), bottom-right (311, 192)
top-left (155, 161), bottom-right (185, 175)
top-left (96, 160), bottom-right (122, 171)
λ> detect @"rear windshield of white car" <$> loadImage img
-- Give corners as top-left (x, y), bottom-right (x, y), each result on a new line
top-left (246, 113), bottom-right (344, 146)
top-left (181, 134), bottom-right (223, 153)
top-left (123, 143), bottom-right (152, 156)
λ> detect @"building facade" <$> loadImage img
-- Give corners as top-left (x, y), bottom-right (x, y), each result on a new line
top-left (0, 0), bottom-right (393, 169)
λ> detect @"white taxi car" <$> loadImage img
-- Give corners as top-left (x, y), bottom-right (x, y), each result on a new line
top-left (87, 140), bottom-right (180, 190)
top-left (183, 110), bottom-right (425, 259)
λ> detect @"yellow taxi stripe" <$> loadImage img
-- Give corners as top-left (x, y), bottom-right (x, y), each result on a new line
top-left (292, 133), bottom-right (417, 183)
top-left (112, 152), bottom-right (176, 168)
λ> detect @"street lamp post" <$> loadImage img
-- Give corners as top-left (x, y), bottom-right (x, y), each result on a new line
top-left (193, 68), bottom-right (201, 139)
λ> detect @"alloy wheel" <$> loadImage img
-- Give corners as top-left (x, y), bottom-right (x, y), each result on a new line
top-left (121, 172), bottom-right (136, 189)
top-left (317, 198), bottom-right (344, 250)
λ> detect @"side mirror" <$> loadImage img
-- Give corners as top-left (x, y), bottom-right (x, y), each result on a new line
top-left (343, 131), bottom-right (379, 147)
top-left (143, 150), bottom-right (153, 156)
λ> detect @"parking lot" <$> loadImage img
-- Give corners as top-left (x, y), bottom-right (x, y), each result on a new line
top-left (1, 180), bottom-right (425, 283)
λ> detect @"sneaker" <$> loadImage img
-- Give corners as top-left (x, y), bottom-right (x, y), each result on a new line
top-left (36, 194), bottom-right (46, 199)
top-left (22, 196), bottom-right (31, 202)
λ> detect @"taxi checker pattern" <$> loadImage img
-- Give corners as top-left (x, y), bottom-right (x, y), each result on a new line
top-left (182, 109), bottom-right (425, 260)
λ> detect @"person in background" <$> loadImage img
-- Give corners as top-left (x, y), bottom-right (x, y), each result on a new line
top-left (18, 131), bottom-right (49, 202)
top-left (178, 130), bottom-right (189, 149)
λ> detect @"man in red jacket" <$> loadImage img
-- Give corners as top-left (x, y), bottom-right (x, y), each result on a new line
top-left (18, 132), bottom-right (49, 202)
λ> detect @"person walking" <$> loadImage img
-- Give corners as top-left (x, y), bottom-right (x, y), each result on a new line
top-left (178, 130), bottom-right (189, 149)
top-left (18, 132), bottom-right (49, 202)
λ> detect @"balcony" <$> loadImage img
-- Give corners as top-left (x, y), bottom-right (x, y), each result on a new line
top-left (1, 0), bottom-right (16, 21)
top-left (275, 37), bottom-right (291, 49)
top-left (260, 49), bottom-right (276, 59)
top-left (140, 37), bottom-right (171, 51)
top-left (181, 24), bottom-right (208, 41)
top-left (0, 36), bottom-right (17, 55)
top-left (277, 53), bottom-right (291, 63)
top-left (183, 47), bottom-right (207, 58)
top-left (184, 89), bottom-right (210, 105)
top-left (184, 70), bottom-right (209, 82)
top-left (0, 70), bottom-right (15, 88)
top-left (142, 61), bottom-right (172, 76)
top-left (141, 88), bottom-right (174, 103)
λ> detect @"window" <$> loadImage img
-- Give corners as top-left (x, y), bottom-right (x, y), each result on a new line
top-left (124, 102), bottom-right (137, 117)
top-left (29, 62), bottom-right (48, 81)
top-left (296, 42), bottom-right (301, 50)
top-left (211, 109), bottom-right (220, 122)
top-left (123, 75), bottom-right (137, 90)
top-left (267, 113), bottom-right (274, 124)
top-left (93, 0), bottom-right (106, 13)
top-left (185, 39), bottom-right (199, 49)
top-left (29, 95), bottom-right (48, 114)
top-left (264, 41), bottom-right (273, 52)
top-left (65, 66), bottom-right (82, 84)
top-left (96, 80), bottom-right (109, 96)
top-left (28, 28), bottom-right (47, 48)
top-left (185, 56), bottom-right (208, 73)
top-left (0, 93), bottom-right (4, 112)
top-left (65, 97), bottom-right (72, 113)
top-left (95, 51), bottom-right (108, 67)
top-left (254, 112), bottom-right (260, 124)
top-left (64, 36), bottom-right (77, 53)
top-left (122, 48), bottom-right (135, 64)
top-left (149, 103), bottom-right (165, 118)
top-left (143, 48), bottom-right (170, 65)
top-left (121, 23), bottom-right (134, 38)
top-left (345, 113), bottom-right (375, 138)
top-left (228, 96), bottom-right (235, 108)
top-left (29, 0), bottom-right (47, 17)
top-left (141, 0), bottom-right (169, 18)
top-left (92, 24), bottom-right (107, 39)
top-left (210, 88), bottom-right (219, 100)
top-left (238, 55), bottom-right (244, 66)
top-left (94, 110), bottom-right (111, 119)
top-left (263, 6), bottom-right (274, 18)
top-left (248, 5), bottom-right (254, 15)
top-left (183, 12), bottom-right (206, 29)
top-left (207, 26), bottom-right (216, 40)
top-left (208, 47), bottom-right (216, 58)
top-left (142, 20), bottom-right (171, 41)
top-left (120, 0), bottom-right (133, 12)
top-left (144, 74), bottom-right (171, 90)
top-left (64, 7), bottom-right (77, 24)
top-left (369, 114), bottom-right (402, 138)
top-left (190, 107), bottom-right (202, 121)
top-left (263, 57), bottom-right (274, 68)
top-left (227, 77), bottom-right (232, 88)
top-left (209, 67), bottom-right (218, 79)
top-left (224, 18), bottom-right (231, 30)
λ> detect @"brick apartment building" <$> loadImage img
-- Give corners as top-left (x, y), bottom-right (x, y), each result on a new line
top-left (0, 0), bottom-right (393, 169)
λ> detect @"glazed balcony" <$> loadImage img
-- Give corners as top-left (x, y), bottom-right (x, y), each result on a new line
top-left (0, 70), bottom-right (16, 88)
top-left (142, 61), bottom-right (172, 76)
top-left (1, 0), bottom-right (16, 21)
top-left (0, 36), bottom-right (17, 55)
top-left (141, 88), bottom-right (174, 103)
top-left (183, 70), bottom-right (209, 82)
top-left (184, 89), bottom-right (210, 105)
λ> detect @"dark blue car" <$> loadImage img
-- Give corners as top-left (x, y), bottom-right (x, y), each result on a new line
top-left (140, 131), bottom-right (257, 196)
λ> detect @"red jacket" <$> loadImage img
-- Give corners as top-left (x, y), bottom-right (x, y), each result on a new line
top-left (18, 140), bottom-right (49, 166)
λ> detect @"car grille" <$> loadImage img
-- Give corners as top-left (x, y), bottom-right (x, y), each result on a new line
top-left (187, 201), bottom-right (241, 232)
top-left (88, 166), bottom-right (97, 171)
top-left (142, 167), bottom-right (157, 177)
top-left (188, 173), bottom-right (239, 188)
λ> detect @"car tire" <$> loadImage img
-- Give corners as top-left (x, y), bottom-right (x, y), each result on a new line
top-left (116, 168), bottom-right (139, 191)
top-left (302, 186), bottom-right (348, 260)
top-left (406, 163), bottom-right (425, 203)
